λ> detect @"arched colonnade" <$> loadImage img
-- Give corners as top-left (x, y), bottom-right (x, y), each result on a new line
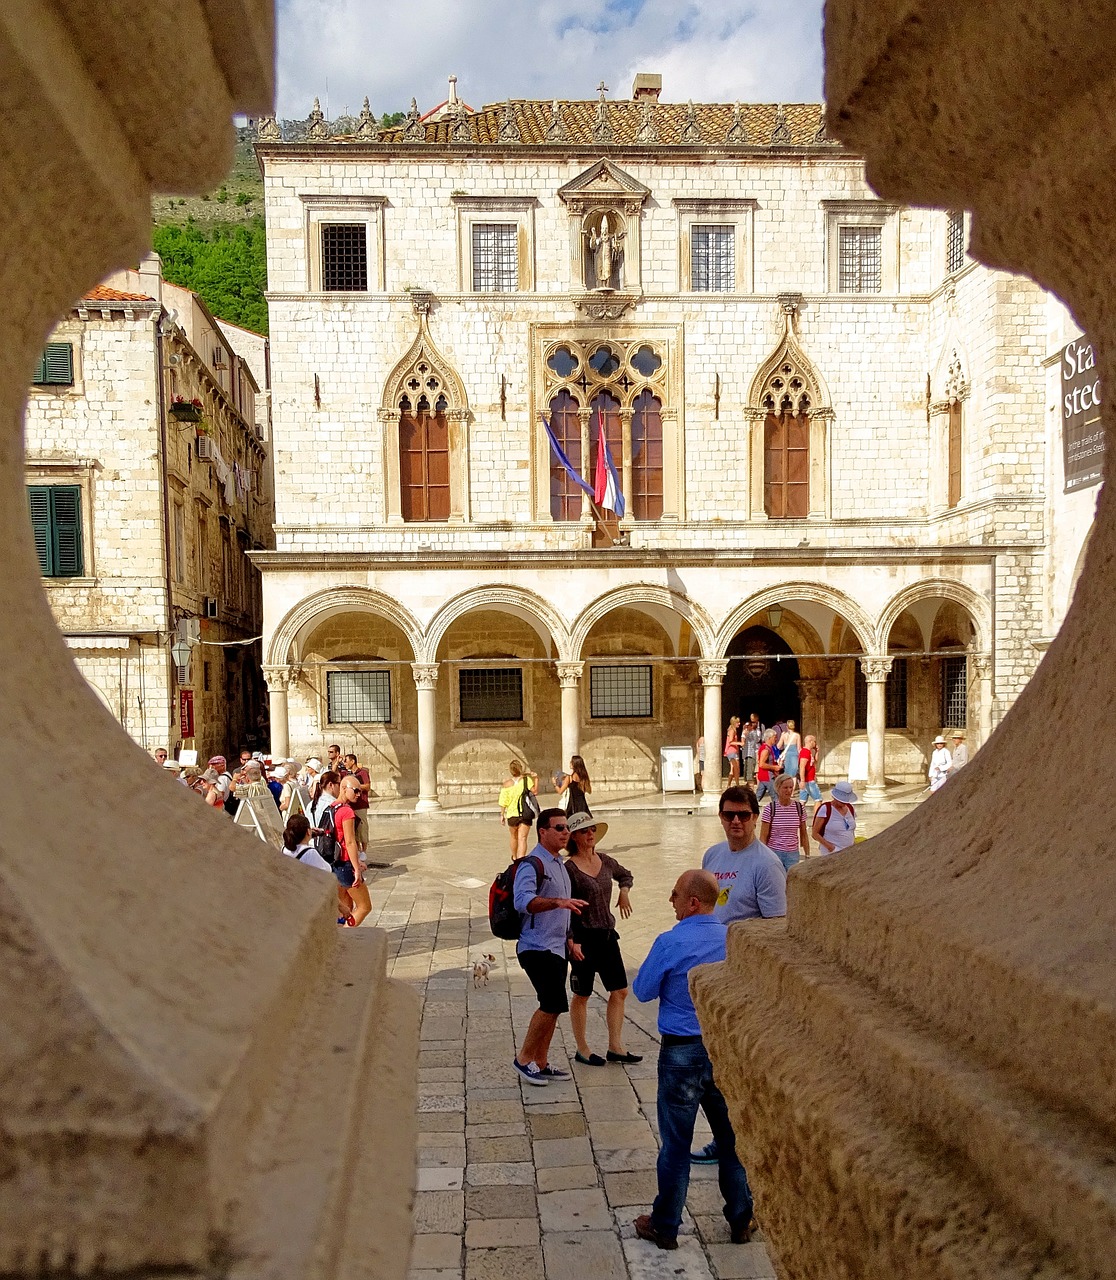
top-left (262, 578), bottom-right (992, 809)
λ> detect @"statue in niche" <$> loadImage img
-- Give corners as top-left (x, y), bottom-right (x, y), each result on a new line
top-left (587, 213), bottom-right (625, 290)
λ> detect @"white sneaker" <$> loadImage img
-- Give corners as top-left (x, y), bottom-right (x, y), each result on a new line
top-left (512, 1058), bottom-right (548, 1087)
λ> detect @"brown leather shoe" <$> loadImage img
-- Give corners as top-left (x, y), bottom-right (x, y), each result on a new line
top-left (633, 1214), bottom-right (678, 1250)
top-left (730, 1218), bottom-right (753, 1244)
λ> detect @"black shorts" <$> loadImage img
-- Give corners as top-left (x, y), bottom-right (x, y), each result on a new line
top-left (517, 948), bottom-right (569, 1014)
top-left (569, 928), bottom-right (628, 997)
top-left (507, 816), bottom-right (532, 828)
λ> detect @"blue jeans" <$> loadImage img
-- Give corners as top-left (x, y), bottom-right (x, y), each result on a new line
top-left (799, 781), bottom-right (822, 803)
top-left (774, 847), bottom-right (800, 872)
top-left (651, 1040), bottom-right (753, 1239)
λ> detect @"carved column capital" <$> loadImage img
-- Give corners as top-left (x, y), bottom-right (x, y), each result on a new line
top-left (859, 655), bottom-right (893, 683)
top-left (262, 665), bottom-right (292, 692)
top-left (556, 662), bottom-right (584, 688)
top-left (970, 653), bottom-right (992, 679)
top-left (411, 662), bottom-right (440, 690)
top-left (698, 659), bottom-right (730, 686)
top-left (796, 677), bottom-right (830, 700)
top-left (377, 407), bottom-right (396, 424)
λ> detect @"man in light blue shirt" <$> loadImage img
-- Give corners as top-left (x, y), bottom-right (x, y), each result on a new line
top-left (630, 869), bottom-right (754, 1251)
top-left (512, 808), bottom-right (587, 1087)
top-left (702, 785), bottom-right (787, 925)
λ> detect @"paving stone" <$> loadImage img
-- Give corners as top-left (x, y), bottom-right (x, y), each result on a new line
top-left (705, 1242), bottom-right (777, 1278)
top-left (541, 1231), bottom-right (626, 1280)
top-left (423, 1016), bottom-right (467, 1039)
top-left (420, 1067), bottom-right (466, 1084)
top-left (522, 1099), bottom-right (582, 1115)
top-left (465, 1186), bottom-right (537, 1221)
top-left (420, 1147), bottom-right (470, 1169)
top-left (466, 1123), bottom-right (526, 1139)
top-left (419, 1094), bottom-right (466, 1113)
top-left (419, 1039), bottom-right (466, 1053)
top-left (536, 1165), bottom-right (598, 1193)
top-left (587, 1119), bottom-right (657, 1149)
top-left (417, 1167), bottom-right (465, 1192)
top-left (622, 1233), bottom-right (715, 1280)
top-left (579, 1088), bottom-right (643, 1120)
top-left (414, 1191), bottom-right (466, 1234)
top-left (464, 1062), bottom-right (522, 1089)
top-left (467, 1135), bottom-right (532, 1164)
top-left (408, 1269), bottom-right (463, 1280)
top-left (595, 1148), bottom-right (659, 1173)
top-left (531, 1137), bottom-right (593, 1169)
top-left (527, 1113), bottom-right (587, 1140)
top-left (418, 1131), bottom-right (467, 1150)
top-left (464, 1218), bottom-right (539, 1249)
top-left (421, 1050), bottom-right (466, 1069)
top-left (603, 1170), bottom-right (658, 1208)
top-left (537, 1188), bottom-right (613, 1232)
top-left (467, 1100), bottom-right (525, 1125)
top-left (694, 1214), bottom-right (732, 1244)
top-left (463, 1245), bottom-right (544, 1280)
top-left (419, 1113), bottom-right (467, 1134)
top-left (469, 1087), bottom-right (522, 1103)
top-left (410, 1234), bottom-right (463, 1270)
top-left (466, 1162), bottom-right (536, 1187)
top-left (425, 1001), bottom-right (469, 1016)
top-left (686, 1181), bottom-right (730, 1215)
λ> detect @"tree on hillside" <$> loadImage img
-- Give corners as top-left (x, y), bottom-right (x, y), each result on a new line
top-left (153, 219), bottom-right (269, 335)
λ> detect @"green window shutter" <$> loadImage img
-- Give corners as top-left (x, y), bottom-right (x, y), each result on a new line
top-left (27, 486), bottom-right (52, 574)
top-left (33, 342), bottom-right (74, 385)
top-left (50, 486), bottom-right (83, 576)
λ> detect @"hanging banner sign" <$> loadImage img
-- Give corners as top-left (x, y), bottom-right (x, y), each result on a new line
top-left (179, 689), bottom-right (195, 739)
top-left (1061, 335), bottom-right (1104, 493)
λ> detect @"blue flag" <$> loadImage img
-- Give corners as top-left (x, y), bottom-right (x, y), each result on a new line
top-left (540, 415), bottom-right (594, 497)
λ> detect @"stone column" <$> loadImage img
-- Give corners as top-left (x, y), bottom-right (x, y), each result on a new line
top-left (556, 662), bottom-right (583, 767)
top-left (411, 663), bottom-right (441, 812)
top-left (262, 665), bottom-right (291, 760)
top-left (619, 407), bottom-right (634, 520)
top-left (972, 652), bottom-right (993, 748)
top-left (578, 408), bottom-right (593, 522)
top-left (796, 675), bottom-right (830, 769)
top-left (698, 659), bottom-right (729, 807)
top-left (860, 656), bottom-right (892, 802)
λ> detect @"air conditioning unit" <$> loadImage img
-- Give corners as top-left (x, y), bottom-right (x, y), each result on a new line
top-left (204, 597), bottom-right (219, 620)
top-left (197, 436), bottom-right (215, 461)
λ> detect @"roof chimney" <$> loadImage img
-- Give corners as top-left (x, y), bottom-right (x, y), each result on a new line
top-left (632, 73), bottom-right (662, 102)
top-left (138, 251), bottom-right (162, 304)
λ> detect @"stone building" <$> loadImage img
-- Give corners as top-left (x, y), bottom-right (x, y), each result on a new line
top-left (24, 255), bottom-right (275, 760)
top-left (253, 80), bottom-right (1073, 806)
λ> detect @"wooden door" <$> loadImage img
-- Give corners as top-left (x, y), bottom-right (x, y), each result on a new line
top-left (764, 411), bottom-right (809, 518)
top-left (400, 408), bottom-right (450, 521)
top-left (548, 390), bottom-right (583, 521)
top-left (631, 391), bottom-right (663, 520)
top-left (947, 400), bottom-right (962, 508)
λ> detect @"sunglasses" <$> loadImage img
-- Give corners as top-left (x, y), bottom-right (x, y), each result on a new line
top-left (720, 810), bottom-right (758, 822)
top-left (551, 824), bottom-right (569, 832)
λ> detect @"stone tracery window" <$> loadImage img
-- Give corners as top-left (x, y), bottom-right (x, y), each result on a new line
top-left (399, 387), bottom-right (450, 521)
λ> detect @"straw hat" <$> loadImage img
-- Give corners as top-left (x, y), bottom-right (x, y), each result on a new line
top-left (565, 811), bottom-right (609, 843)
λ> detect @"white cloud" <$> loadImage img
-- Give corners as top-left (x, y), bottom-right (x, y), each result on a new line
top-left (275, 0), bottom-right (823, 120)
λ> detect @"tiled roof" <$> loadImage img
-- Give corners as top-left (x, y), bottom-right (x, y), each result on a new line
top-left (348, 100), bottom-right (830, 147)
top-left (82, 285), bottom-right (153, 302)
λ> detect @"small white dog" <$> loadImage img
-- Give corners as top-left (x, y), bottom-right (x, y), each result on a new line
top-left (472, 953), bottom-right (498, 987)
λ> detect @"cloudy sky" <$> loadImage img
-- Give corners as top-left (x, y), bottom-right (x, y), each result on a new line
top-left (275, 0), bottom-right (824, 120)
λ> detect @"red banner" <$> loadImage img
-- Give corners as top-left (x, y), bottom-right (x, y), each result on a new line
top-left (179, 689), bottom-right (194, 739)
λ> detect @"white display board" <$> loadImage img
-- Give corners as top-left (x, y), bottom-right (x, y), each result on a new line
top-left (660, 746), bottom-right (697, 794)
top-left (847, 740), bottom-right (869, 782)
top-left (287, 783), bottom-right (314, 820)
top-left (234, 789), bottom-right (286, 848)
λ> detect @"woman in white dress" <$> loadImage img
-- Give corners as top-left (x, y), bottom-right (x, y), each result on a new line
top-left (928, 735), bottom-right (952, 792)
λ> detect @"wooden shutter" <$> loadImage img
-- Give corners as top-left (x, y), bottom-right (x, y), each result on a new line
top-left (631, 391), bottom-right (663, 520)
top-left (33, 343), bottom-right (74, 385)
top-left (50, 486), bottom-right (83, 575)
top-left (27, 486), bottom-right (52, 573)
top-left (548, 390), bottom-right (583, 522)
top-left (948, 401), bottom-right (962, 508)
top-left (399, 409), bottom-right (450, 521)
top-left (764, 411), bottom-right (809, 518)
top-left (426, 411), bottom-right (451, 520)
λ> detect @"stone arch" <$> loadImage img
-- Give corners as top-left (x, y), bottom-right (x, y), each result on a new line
top-left (268, 587), bottom-right (423, 668)
top-left (877, 578), bottom-right (991, 654)
top-left (424, 586), bottom-right (571, 664)
top-left (747, 327), bottom-right (833, 417)
top-left (380, 317), bottom-right (470, 417)
top-left (714, 582), bottom-right (874, 657)
top-left (930, 328), bottom-right (972, 404)
top-left (570, 585), bottom-right (715, 660)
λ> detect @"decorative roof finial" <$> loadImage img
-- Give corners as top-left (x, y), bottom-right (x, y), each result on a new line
top-left (770, 104), bottom-right (792, 145)
top-left (813, 108), bottom-right (832, 144)
top-left (402, 98), bottom-right (425, 141)
top-left (498, 101), bottom-right (522, 143)
top-left (355, 96), bottom-right (377, 139)
top-left (306, 96), bottom-right (330, 140)
top-left (546, 100), bottom-right (569, 142)
top-left (725, 102), bottom-right (750, 144)
top-left (450, 112), bottom-right (472, 143)
top-left (256, 115), bottom-right (282, 142)
top-left (597, 80), bottom-right (609, 102)
top-left (679, 100), bottom-right (702, 144)
top-left (635, 98), bottom-right (660, 144)
top-left (448, 74), bottom-right (459, 107)
top-left (593, 94), bottom-right (615, 144)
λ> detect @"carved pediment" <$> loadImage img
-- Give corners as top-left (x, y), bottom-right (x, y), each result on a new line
top-left (558, 159), bottom-right (651, 216)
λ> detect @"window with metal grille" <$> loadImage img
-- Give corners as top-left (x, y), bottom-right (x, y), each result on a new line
top-left (321, 224), bottom-right (368, 291)
top-left (940, 656), bottom-right (968, 728)
top-left (33, 342), bottom-right (74, 386)
top-left (471, 223), bottom-right (518, 292)
top-left (691, 225), bottom-right (735, 291)
top-left (327, 669), bottom-right (392, 724)
top-left (838, 225), bottom-right (882, 293)
top-left (853, 658), bottom-right (908, 730)
top-left (27, 484), bottom-right (82, 577)
top-left (459, 668), bottom-right (523, 722)
top-left (946, 211), bottom-right (966, 274)
top-left (590, 665), bottom-right (653, 719)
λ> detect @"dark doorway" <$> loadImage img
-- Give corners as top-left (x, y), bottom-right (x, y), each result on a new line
top-left (722, 625), bottom-right (800, 741)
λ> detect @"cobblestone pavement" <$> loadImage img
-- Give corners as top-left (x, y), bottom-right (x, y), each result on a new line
top-left (366, 809), bottom-right (906, 1280)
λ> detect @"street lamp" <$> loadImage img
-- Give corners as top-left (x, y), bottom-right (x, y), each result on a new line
top-left (767, 604), bottom-right (783, 629)
top-left (170, 637), bottom-right (193, 684)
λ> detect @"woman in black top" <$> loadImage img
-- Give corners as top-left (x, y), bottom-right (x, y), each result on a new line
top-left (563, 811), bottom-right (641, 1065)
top-left (557, 754), bottom-right (593, 817)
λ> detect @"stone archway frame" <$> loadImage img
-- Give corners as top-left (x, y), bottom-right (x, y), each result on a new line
top-left (379, 310), bottom-right (472, 524)
top-left (570, 584), bottom-right (716, 661)
top-left (745, 311), bottom-right (834, 520)
top-left (928, 328), bottom-right (973, 513)
top-left (267, 586), bottom-right (424, 670)
top-left (714, 582), bottom-right (875, 659)
top-left (423, 585), bottom-right (573, 666)
top-left (557, 158), bottom-right (651, 294)
top-left (876, 578), bottom-right (991, 657)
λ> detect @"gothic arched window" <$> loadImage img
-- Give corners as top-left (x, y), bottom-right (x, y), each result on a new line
top-left (549, 389), bottom-right (582, 522)
top-left (632, 390), bottom-right (663, 520)
top-left (399, 392), bottom-right (450, 521)
top-left (762, 366), bottom-right (811, 519)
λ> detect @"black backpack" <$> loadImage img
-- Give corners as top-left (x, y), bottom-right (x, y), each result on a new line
top-left (488, 855), bottom-right (545, 940)
top-left (517, 780), bottom-right (541, 822)
top-left (313, 802), bottom-right (341, 866)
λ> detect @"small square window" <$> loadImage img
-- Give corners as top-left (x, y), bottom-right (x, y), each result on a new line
top-left (838, 225), bottom-right (882, 293)
top-left (321, 224), bottom-right (368, 291)
top-left (33, 342), bottom-right (74, 386)
top-left (590, 665), bottom-right (652, 719)
top-left (327, 669), bottom-right (392, 723)
top-left (691, 225), bottom-right (735, 291)
top-left (459, 668), bottom-right (523, 722)
top-left (471, 223), bottom-right (518, 292)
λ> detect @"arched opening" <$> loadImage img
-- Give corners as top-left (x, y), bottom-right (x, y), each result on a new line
top-left (631, 389), bottom-right (663, 520)
top-left (548, 388), bottom-right (582, 521)
top-left (723, 625), bottom-right (800, 738)
top-left (399, 391), bottom-right (450, 522)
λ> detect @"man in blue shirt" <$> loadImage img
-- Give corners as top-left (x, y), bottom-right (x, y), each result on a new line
top-left (631, 869), bottom-right (754, 1250)
top-left (512, 808), bottom-right (588, 1087)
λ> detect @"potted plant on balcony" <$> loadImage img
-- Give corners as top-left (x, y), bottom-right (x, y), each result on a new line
top-left (170, 395), bottom-right (203, 423)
